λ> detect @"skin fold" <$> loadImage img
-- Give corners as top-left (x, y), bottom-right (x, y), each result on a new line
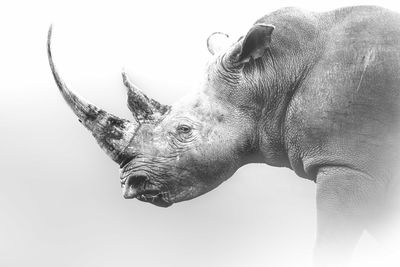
top-left (49, 5), bottom-right (400, 266)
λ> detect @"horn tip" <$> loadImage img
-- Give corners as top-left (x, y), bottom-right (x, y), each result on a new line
top-left (121, 68), bottom-right (128, 80)
top-left (47, 24), bottom-right (53, 44)
top-left (121, 69), bottom-right (132, 89)
top-left (47, 24), bottom-right (55, 61)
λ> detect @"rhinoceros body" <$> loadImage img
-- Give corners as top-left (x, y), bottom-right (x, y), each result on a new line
top-left (49, 5), bottom-right (400, 266)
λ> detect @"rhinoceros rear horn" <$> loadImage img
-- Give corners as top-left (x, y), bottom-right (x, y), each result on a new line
top-left (121, 70), bottom-right (170, 121)
top-left (47, 25), bottom-right (138, 164)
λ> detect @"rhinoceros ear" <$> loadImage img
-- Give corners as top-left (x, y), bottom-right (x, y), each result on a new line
top-left (207, 32), bottom-right (232, 55)
top-left (235, 23), bottom-right (275, 64)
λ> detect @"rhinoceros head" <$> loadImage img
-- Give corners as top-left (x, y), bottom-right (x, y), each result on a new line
top-left (48, 24), bottom-right (275, 207)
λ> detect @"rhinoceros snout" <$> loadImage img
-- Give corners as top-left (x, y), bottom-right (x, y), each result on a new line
top-left (121, 174), bottom-right (172, 207)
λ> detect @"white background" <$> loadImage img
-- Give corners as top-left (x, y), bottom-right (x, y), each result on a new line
top-left (1, 0), bottom-right (399, 266)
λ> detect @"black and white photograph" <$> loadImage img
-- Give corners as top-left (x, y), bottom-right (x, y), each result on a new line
top-left (2, 0), bottom-right (400, 266)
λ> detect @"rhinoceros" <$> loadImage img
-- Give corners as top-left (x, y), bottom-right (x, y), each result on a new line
top-left (48, 5), bottom-right (400, 266)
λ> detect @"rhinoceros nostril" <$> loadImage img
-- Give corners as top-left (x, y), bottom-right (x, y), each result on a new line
top-left (123, 175), bottom-right (148, 199)
top-left (127, 175), bottom-right (147, 188)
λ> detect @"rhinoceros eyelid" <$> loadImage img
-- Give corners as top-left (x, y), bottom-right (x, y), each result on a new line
top-left (176, 124), bottom-right (192, 134)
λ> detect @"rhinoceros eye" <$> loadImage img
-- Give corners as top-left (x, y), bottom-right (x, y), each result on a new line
top-left (176, 124), bottom-right (192, 135)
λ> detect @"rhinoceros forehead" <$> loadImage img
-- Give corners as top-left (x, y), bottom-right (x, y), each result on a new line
top-left (169, 92), bottom-right (227, 123)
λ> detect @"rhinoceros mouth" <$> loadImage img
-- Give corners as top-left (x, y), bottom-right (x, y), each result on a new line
top-left (121, 172), bottom-right (173, 207)
top-left (136, 190), bottom-right (172, 207)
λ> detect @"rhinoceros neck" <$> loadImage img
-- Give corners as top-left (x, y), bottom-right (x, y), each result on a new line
top-left (250, 8), bottom-right (325, 168)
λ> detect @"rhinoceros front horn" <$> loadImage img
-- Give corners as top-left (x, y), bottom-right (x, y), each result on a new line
top-left (47, 25), bottom-right (138, 165)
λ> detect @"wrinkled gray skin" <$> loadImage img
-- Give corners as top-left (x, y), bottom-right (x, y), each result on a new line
top-left (49, 6), bottom-right (400, 266)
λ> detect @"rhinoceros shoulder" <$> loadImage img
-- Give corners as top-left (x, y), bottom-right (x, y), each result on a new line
top-left (281, 6), bottom-right (400, 180)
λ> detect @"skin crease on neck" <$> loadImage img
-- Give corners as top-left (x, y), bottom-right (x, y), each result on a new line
top-left (203, 9), bottom-right (321, 174)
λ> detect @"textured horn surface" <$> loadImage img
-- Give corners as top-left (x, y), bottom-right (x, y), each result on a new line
top-left (47, 25), bottom-right (138, 164)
